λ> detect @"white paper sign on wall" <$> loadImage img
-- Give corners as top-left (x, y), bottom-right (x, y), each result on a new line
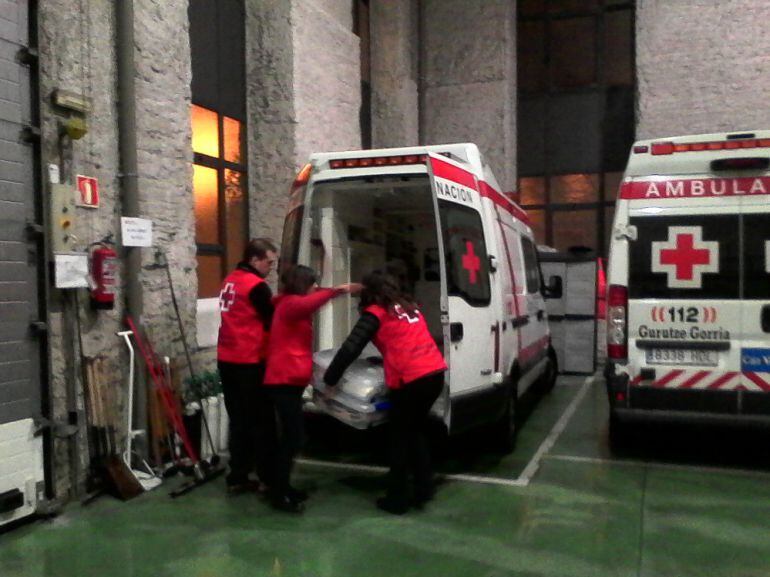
top-left (54, 253), bottom-right (89, 289)
top-left (121, 217), bottom-right (153, 247)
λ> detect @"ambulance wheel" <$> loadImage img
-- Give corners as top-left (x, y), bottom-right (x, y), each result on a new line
top-left (495, 378), bottom-right (519, 454)
top-left (538, 348), bottom-right (558, 394)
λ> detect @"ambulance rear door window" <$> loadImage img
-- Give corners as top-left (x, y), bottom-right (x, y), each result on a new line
top-left (743, 214), bottom-right (770, 299)
top-left (438, 200), bottom-right (491, 306)
top-left (628, 214), bottom-right (739, 300)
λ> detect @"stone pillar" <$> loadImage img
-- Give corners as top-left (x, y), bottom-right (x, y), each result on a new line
top-left (370, 0), bottom-right (420, 148)
top-left (246, 0), bottom-right (362, 248)
top-left (133, 0), bottom-right (196, 340)
top-left (292, 0), bottom-right (362, 160)
top-left (246, 0), bottom-right (297, 246)
top-left (637, 0), bottom-right (770, 139)
top-left (420, 0), bottom-right (517, 191)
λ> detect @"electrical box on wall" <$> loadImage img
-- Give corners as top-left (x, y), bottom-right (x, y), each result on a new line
top-left (49, 183), bottom-right (77, 253)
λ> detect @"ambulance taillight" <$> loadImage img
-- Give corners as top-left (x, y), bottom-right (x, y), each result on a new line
top-left (607, 285), bottom-right (628, 360)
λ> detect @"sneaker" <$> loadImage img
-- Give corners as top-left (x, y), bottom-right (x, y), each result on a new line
top-left (376, 496), bottom-right (409, 515)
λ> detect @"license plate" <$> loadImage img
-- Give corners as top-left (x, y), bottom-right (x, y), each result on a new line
top-left (645, 348), bottom-right (718, 367)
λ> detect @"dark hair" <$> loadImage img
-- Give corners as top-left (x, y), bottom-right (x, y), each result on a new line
top-left (243, 238), bottom-right (277, 262)
top-left (280, 265), bottom-right (317, 295)
top-left (359, 270), bottom-right (417, 314)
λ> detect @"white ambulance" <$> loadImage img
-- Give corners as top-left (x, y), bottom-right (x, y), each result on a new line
top-left (606, 130), bottom-right (770, 442)
top-left (280, 143), bottom-right (559, 448)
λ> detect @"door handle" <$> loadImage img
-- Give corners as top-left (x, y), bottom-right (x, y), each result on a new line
top-left (450, 322), bottom-right (464, 342)
top-left (762, 305), bottom-right (770, 333)
top-left (537, 309), bottom-right (545, 321)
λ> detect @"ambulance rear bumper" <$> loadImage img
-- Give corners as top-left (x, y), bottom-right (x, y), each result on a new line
top-left (606, 363), bottom-right (770, 427)
top-left (611, 407), bottom-right (770, 428)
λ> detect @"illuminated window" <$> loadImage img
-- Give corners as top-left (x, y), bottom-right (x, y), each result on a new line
top-left (190, 0), bottom-right (247, 298)
top-left (190, 108), bottom-right (248, 298)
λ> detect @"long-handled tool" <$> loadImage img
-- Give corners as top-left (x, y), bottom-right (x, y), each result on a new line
top-left (117, 330), bottom-right (162, 491)
top-left (125, 316), bottom-right (223, 497)
top-left (157, 249), bottom-right (221, 465)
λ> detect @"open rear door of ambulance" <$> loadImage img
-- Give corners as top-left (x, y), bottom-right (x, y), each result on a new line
top-left (426, 152), bottom-right (497, 432)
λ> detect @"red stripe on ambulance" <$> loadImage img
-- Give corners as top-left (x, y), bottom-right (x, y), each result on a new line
top-left (430, 156), bottom-right (530, 226)
top-left (678, 370), bottom-right (710, 389)
top-left (629, 369), bottom-right (770, 391)
top-left (743, 371), bottom-right (770, 391)
top-left (620, 176), bottom-right (770, 200)
top-left (653, 369), bottom-right (684, 388)
top-left (430, 156), bottom-right (478, 190)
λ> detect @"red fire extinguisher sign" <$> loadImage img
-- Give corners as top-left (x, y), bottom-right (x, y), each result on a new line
top-left (76, 175), bottom-right (99, 208)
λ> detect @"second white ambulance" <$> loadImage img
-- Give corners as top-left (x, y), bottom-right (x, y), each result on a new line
top-left (606, 130), bottom-right (770, 442)
top-left (281, 143), bottom-right (559, 448)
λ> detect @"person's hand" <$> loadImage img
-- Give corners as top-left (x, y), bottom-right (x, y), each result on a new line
top-left (335, 282), bottom-right (363, 294)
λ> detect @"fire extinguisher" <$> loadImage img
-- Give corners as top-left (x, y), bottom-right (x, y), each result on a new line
top-left (91, 246), bottom-right (117, 310)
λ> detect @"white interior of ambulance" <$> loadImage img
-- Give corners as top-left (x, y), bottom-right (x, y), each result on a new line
top-left (305, 175), bottom-right (444, 352)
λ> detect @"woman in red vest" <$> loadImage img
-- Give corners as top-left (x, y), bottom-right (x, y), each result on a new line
top-left (263, 265), bottom-right (361, 512)
top-left (324, 271), bottom-right (447, 514)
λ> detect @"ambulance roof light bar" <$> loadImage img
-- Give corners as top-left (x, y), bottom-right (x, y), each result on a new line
top-left (640, 136), bottom-right (770, 155)
top-left (329, 154), bottom-right (429, 169)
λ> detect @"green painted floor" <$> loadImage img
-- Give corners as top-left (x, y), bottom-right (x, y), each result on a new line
top-left (4, 375), bottom-right (770, 577)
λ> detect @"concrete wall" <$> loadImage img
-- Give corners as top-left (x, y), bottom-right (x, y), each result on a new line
top-left (420, 0), bottom-right (517, 191)
top-left (637, 0), bottom-right (770, 139)
top-left (370, 0), bottom-right (419, 148)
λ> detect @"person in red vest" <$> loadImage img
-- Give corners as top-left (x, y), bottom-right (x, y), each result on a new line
top-left (217, 238), bottom-right (277, 495)
top-left (263, 265), bottom-right (361, 512)
top-left (324, 270), bottom-right (447, 514)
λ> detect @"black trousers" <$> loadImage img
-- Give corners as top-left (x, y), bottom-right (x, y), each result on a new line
top-left (218, 361), bottom-right (275, 486)
top-left (386, 372), bottom-right (444, 504)
top-left (264, 385), bottom-right (305, 498)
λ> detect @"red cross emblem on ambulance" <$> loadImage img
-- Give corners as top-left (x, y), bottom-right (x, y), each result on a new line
top-left (219, 282), bottom-right (236, 312)
top-left (651, 226), bottom-right (719, 289)
top-left (462, 240), bottom-right (481, 284)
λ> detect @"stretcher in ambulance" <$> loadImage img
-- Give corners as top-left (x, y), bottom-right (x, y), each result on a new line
top-left (606, 130), bottom-right (770, 441)
top-left (281, 143), bottom-right (558, 447)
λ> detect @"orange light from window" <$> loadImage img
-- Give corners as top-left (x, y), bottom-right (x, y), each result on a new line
top-left (193, 164), bottom-right (218, 244)
top-left (191, 104), bottom-right (219, 157)
top-left (223, 116), bottom-right (242, 163)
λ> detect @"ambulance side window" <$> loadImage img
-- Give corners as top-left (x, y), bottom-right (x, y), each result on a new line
top-left (521, 237), bottom-right (541, 293)
top-left (438, 200), bottom-right (491, 306)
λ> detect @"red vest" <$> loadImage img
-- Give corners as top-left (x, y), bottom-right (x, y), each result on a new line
top-left (264, 288), bottom-right (340, 386)
top-left (366, 304), bottom-right (447, 389)
top-left (217, 268), bottom-right (268, 364)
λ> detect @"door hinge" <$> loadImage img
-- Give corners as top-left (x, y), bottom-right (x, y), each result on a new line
top-left (20, 125), bottom-right (41, 143)
top-left (16, 46), bottom-right (38, 66)
top-left (26, 221), bottom-right (45, 239)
